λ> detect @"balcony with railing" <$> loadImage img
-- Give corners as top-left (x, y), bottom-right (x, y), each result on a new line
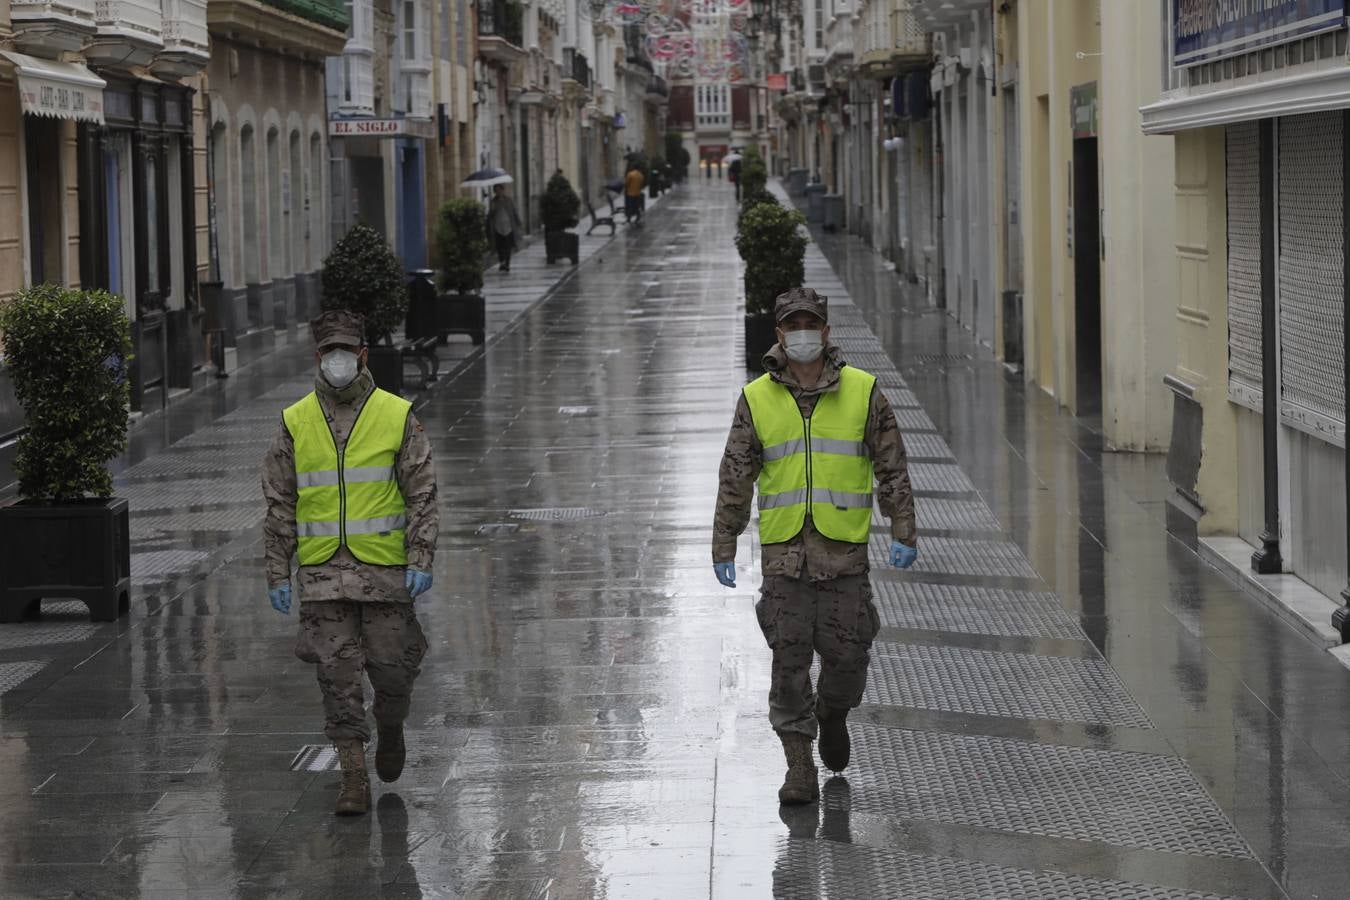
top-left (563, 47), bottom-right (591, 90)
top-left (824, 13), bottom-right (854, 72)
top-left (84, 0), bottom-right (164, 68)
top-left (478, 0), bottom-right (526, 64)
top-left (11, 0), bottom-right (97, 54)
top-left (208, 0), bottom-right (348, 57)
top-left (645, 74), bottom-right (668, 101)
top-left (153, 0), bottom-right (209, 77)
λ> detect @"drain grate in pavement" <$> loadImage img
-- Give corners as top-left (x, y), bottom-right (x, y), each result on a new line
top-left (900, 432), bottom-right (954, 460)
top-left (872, 581), bottom-right (1082, 640)
top-left (866, 642), bottom-right (1153, 728)
top-left (770, 839), bottom-right (1244, 900)
top-left (871, 535), bottom-right (1038, 579)
top-left (509, 507), bottom-right (608, 521)
top-left (290, 745), bottom-right (339, 772)
top-left (896, 408), bottom-right (938, 432)
top-left (475, 523), bottom-right (521, 536)
top-left (909, 463), bottom-right (977, 494)
top-left (0, 661), bottom-right (46, 695)
top-left (881, 387), bottom-right (921, 408)
top-left (845, 724), bottom-right (1253, 858)
top-left (914, 352), bottom-right (973, 363)
top-left (903, 497), bottom-right (1001, 532)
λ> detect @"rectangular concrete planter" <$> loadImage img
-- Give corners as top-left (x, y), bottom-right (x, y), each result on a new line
top-left (545, 230), bottom-right (579, 265)
top-left (438, 293), bottom-right (486, 346)
top-left (0, 498), bottom-right (131, 622)
top-left (366, 345), bottom-right (405, 394)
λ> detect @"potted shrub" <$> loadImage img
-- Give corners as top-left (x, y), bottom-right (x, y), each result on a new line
top-left (541, 171), bottom-right (581, 265)
top-left (665, 132), bottom-right (689, 183)
top-left (0, 284), bottom-right (132, 622)
top-left (735, 202), bottom-right (807, 369)
top-left (650, 155), bottom-right (668, 197)
top-left (435, 198), bottom-right (489, 346)
top-left (320, 222), bottom-right (409, 392)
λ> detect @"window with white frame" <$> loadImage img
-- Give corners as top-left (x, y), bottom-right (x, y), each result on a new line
top-left (696, 83), bottom-right (729, 129)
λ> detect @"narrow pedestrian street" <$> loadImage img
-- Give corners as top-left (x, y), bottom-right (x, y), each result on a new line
top-left (2, 179), bottom-right (1350, 899)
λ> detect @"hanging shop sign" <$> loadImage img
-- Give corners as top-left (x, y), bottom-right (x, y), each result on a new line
top-left (329, 117), bottom-right (435, 139)
top-left (1, 51), bottom-right (105, 125)
top-left (1173, 0), bottom-right (1347, 68)
top-left (767, 73), bottom-right (788, 91)
top-left (1071, 82), bottom-right (1098, 139)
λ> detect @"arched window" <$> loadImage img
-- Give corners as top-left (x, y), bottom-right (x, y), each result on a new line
top-left (289, 130), bottom-right (303, 277)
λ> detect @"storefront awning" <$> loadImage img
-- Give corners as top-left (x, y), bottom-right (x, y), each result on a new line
top-left (1, 52), bottom-right (105, 125)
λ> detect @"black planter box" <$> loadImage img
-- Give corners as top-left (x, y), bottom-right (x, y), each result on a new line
top-left (438, 293), bottom-right (486, 346)
top-left (0, 498), bottom-right (130, 622)
top-left (366, 344), bottom-right (404, 394)
top-left (544, 230), bottom-right (579, 265)
top-left (745, 311), bottom-right (777, 371)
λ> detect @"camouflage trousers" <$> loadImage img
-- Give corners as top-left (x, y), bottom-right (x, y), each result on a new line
top-left (295, 601), bottom-right (429, 743)
top-left (755, 574), bottom-right (879, 739)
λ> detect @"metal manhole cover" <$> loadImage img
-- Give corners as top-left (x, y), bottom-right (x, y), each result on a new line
top-left (509, 508), bottom-right (608, 521)
top-left (290, 744), bottom-right (339, 772)
top-left (475, 523), bottom-right (521, 536)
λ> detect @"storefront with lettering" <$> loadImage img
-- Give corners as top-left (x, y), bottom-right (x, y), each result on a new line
top-left (329, 116), bottom-right (432, 270)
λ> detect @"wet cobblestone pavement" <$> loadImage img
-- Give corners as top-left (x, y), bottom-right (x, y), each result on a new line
top-left (1, 182), bottom-right (1349, 897)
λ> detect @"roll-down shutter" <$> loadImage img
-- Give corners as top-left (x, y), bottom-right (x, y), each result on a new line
top-left (1225, 120), bottom-right (1262, 410)
top-left (1278, 112), bottom-right (1345, 445)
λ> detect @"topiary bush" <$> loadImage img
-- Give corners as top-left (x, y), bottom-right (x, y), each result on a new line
top-left (665, 132), bottom-right (689, 182)
top-left (0, 284), bottom-right (131, 502)
top-left (436, 198), bottom-right (490, 295)
top-left (735, 203), bottom-right (807, 317)
top-left (541, 171), bottom-right (581, 232)
top-left (741, 152), bottom-right (768, 200)
top-left (321, 222), bottom-right (407, 344)
top-left (737, 190), bottom-right (779, 233)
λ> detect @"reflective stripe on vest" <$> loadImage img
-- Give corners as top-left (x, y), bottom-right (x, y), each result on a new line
top-left (283, 387), bottom-right (412, 567)
top-left (743, 366), bottom-right (876, 545)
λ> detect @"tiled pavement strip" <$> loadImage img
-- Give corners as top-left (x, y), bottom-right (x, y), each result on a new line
top-left (0, 179), bottom-right (1332, 897)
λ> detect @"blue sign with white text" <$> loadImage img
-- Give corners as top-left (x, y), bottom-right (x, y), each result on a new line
top-left (1173, 0), bottom-right (1347, 67)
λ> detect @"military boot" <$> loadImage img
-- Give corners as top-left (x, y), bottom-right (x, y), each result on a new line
top-left (375, 724), bottom-right (406, 783)
top-left (334, 739), bottom-right (371, 816)
top-left (815, 703), bottom-right (851, 773)
top-left (777, 732), bottom-right (820, 805)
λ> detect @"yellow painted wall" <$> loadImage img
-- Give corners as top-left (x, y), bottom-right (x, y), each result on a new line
top-left (0, 84), bottom-right (21, 303)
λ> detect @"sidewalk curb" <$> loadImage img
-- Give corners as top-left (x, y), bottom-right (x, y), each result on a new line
top-left (1199, 535), bottom-right (1343, 650)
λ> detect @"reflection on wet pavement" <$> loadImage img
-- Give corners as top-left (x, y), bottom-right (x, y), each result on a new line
top-left (0, 180), bottom-right (1342, 898)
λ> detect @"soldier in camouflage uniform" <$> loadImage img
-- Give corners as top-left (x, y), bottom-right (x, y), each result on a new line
top-left (713, 288), bottom-right (917, 805)
top-left (261, 310), bottom-right (439, 816)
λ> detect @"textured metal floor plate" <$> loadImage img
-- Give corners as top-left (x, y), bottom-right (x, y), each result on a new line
top-left (509, 507), bottom-right (608, 521)
top-left (865, 641), bottom-right (1153, 728)
top-left (872, 581), bottom-right (1083, 640)
top-left (900, 432), bottom-right (954, 460)
top-left (130, 550), bottom-right (212, 579)
top-left (764, 839), bottom-right (1243, 900)
top-left (290, 744), bottom-right (340, 772)
top-left (871, 498), bottom-right (1000, 532)
top-left (0, 623), bottom-right (100, 650)
top-left (115, 480), bottom-right (264, 509)
top-left (881, 386), bottom-right (921, 408)
top-left (896, 408), bottom-right (938, 432)
top-left (871, 535), bottom-right (1039, 579)
top-left (131, 508), bottom-right (263, 534)
top-left (0, 661), bottom-right (46, 694)
top-left (845, 724), bottom-right (1253, 858)
top-left (909, 463), bottom-right (977, 494)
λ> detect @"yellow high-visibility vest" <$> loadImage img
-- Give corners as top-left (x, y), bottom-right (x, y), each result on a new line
top-left (283, 388), bottom-right (411, 566)
top-left (743, 366), bottom-right (876, 544)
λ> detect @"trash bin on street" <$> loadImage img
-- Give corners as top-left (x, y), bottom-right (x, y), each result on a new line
top-left (822, 194), bottom-right (845, 232)
top-left (787, 168), bottom-right (809, 195)
top-left (804, 184), bottom-right (826, 223)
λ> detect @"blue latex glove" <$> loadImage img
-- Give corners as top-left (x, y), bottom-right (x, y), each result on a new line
top-left (891, 540), bottom-right (917, 569)
top-left (405, 568), bottom-right (433, 598)
top-left (714, 562), bottom-right (736, 588)
top-left (269, 584), bottom-right (292, 615)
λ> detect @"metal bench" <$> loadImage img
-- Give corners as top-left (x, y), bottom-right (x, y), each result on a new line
top-left (586, 195), bottom-right (616, 235)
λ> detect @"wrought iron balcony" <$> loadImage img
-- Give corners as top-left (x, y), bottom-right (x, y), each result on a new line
top-left (646, 74), bottom-right (668, 98)
top-left (563, 47), bottom-right (591, 89)
top-left (479, 0), bottom-right (525, 53)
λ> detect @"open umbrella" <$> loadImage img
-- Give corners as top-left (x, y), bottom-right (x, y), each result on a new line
top-left (722, 152), bottom-right (744, 164)
top-left (461, 167), bottom-right (514, 188)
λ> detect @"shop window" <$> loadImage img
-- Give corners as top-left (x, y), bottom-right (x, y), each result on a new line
top-left (25, 117), bottom-right (63, 286)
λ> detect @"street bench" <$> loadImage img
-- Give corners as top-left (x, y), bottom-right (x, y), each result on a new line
top-left (586, 195), bottom-right (616, 236)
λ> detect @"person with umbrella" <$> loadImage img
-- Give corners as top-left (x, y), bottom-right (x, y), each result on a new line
top-left (461, 167), bottom-right (521, 273)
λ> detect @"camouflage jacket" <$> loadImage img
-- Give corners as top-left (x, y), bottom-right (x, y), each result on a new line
top-left (713, 344), bottom-right (916, 582)
top-left (261, 369), bottom-right (439, 602)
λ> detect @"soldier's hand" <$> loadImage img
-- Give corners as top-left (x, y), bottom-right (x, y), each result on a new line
top-left (713, 562), bottom-right (736, 588)
top-left (405, 568), bottom-right (433, 599)
top-left (890, 539), bottom-right (917, 570)
top-left (268, 583), bottom-right (292, 615)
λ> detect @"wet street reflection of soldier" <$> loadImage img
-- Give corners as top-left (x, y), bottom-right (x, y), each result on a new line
top-left (713, 288), bottom-right (917, 805)
top-left (262, 311), bottom-right (439, 816)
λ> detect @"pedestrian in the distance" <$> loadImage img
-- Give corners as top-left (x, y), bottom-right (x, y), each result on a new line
top-left (712, 288), bottom-right (917, 805)
top-left (729, 156), bottom-right (742, 201)
top-left (261, 310), bottom-right (440, 816)
top-left (489, 183), bottom-right (522, 272)
top-left (624, 164), bottom-right (646, 225)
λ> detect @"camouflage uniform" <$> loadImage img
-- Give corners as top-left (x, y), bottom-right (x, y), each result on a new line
top-left (715, 337), bottom-right (915, 739)
top-left (261, 315), bottom-right (439, 743)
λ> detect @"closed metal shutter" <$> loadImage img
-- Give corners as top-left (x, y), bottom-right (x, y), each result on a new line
top-left (1225, 121), bottom-right (1262, 409)
top-left (1278, 112), bottom-right (1345, 444)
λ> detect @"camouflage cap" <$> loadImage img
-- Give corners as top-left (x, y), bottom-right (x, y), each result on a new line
top-left (774, 287), bottom-right (827, 324)
top-left (310, 310), bottom-right (365, 351)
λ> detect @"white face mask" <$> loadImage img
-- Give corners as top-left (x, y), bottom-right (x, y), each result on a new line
top-left (321, 349), bottom-right (360, 388)
top-left (783, 328), bottom-right (824, 364)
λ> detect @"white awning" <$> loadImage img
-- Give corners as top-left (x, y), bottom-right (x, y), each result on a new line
top-left (1, 51), bottom-right (105, 125)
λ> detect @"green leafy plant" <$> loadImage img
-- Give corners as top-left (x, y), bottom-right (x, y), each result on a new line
top-left (0, 284), bottom-right (131, 502)
top-left (436, 198), bottom-right (490, 294)
top-left (625, 150), bottom-right (650, 180)
top-left (737, 190), bottom-right (779, 233)
top-left (665, 132), bottom-right (689, 181)
top-left (735, 203), bottom-right (807, 317)
top-left (741, 153), bottom-right (768, 201)
top-left (320, 222), bottom-right (407, 344)
top-left (650, 155), bottom-right (669, 191)
top-left (541, 171), bottom-right (581, 232)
